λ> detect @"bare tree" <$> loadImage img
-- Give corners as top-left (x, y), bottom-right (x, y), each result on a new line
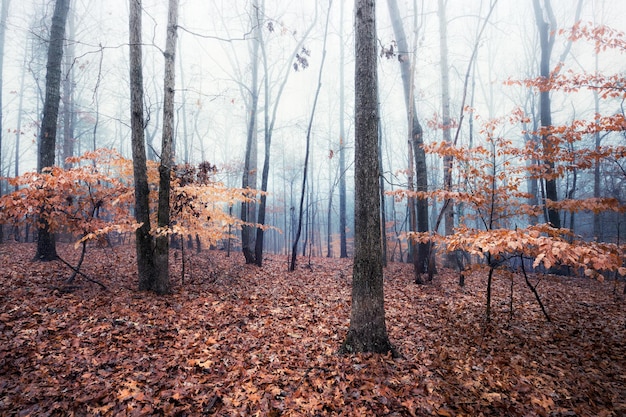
top-left (338, 0), bottom-right (348, 258)
top-left (241, 0), bottom-right (261, 264)
top-left (290, 0), bottom-right (332, 272)
top-left (0, 0), bottom-right (10, 243)
top-left (341, 0), bottom-right (393, 355)
top-left (153, 0), bottom-right (179, 295)
top-left (386, 0), bottom-right (431, 282)
top-left (34, 0), bottom-right (70, 261)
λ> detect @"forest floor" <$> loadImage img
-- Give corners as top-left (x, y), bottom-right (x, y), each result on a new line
top-left (0, 242), bottom-right (625, 416)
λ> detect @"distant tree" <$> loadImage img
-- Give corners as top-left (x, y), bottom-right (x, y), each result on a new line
top-left (338, 0), bottom-right (348, 259)
top-left (385, 0), bottom-right (431, 282)
top-left (34, 0), bottom-right (70, 261)
top-left (341, 0), bottom-right (393, 355)
top-left (290, 0), bottom-right (331, 272)
top-left (253, 4), bottom-right (318, 267)
top-left (0, 0), bottom-right (10, 243)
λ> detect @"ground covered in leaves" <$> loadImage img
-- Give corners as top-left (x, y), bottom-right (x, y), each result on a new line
top-left (0, 242), bottom-right (625, 416)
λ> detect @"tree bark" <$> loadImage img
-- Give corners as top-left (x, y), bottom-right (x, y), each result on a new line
top-left (386, 0), bottom-right (430, 279)
top-left (35, 0), bottom-right (70, 261)
top-left (338, 0), bottom-right (348, 259)
top-left (341, 0), bottom-right (393, 355)
top-left (129, 0), bottom-right (156, 291)
top-left (438, 0), bottom-right (456, 268)
top-left (153, 0), bottom-right (179, 295)
top-left (533, 0), bottom-right (561, 228)
top-left (0, 0), bottom-right (10, 243)
top-left (62, 5), bottom-right (75, 168)
top-left (242, 0), bottom-right (261, 264)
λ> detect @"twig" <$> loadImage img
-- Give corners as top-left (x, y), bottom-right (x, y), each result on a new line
top-left (57, 254), bottom-right (107, 290)
top-left (519, 254), bottom-right (551, 322)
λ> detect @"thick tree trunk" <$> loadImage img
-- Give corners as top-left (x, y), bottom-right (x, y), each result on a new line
top-left (35, 0), bottom-right (70, 261)
top-left (341, 0), bottom-right (393, 355)
top-left (129, 0), bottom-right (156, 291)
top-left (153, 0), bottom-right (179, 295)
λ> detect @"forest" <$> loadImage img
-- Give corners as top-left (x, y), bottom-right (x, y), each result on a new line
top-left (0, 0), bottom-right (625, 415)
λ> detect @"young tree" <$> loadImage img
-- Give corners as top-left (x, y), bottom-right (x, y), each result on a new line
top-left (34, 0), bottom-right (70, 261)
top-left (341, 0), bottom-right (393, 355)
top-left (289, 0), bottom-right (331, 272)
top-left (253, 4), bottom-right (318, 267)
top-left (129, 0), bottom-right (157, 291)
top-left (153, 0), bottom-right (179, 295)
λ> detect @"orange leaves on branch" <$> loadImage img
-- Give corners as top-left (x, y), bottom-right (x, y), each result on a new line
top-left (0, 149), bottom-right (138, 244)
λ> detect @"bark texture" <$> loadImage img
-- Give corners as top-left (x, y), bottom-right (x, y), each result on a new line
top-left (153, 0), bottom-right (179, 295)
top-left (386, 0), bottom-right (430, 278)
top-left (129, 0), bottom-right (156, 290)
top-left (341, 0), bottom-right (393, 355)
top-left (533, 0), bottom-right (561, 228)
top-left (35, 0), bottom-right (70, 261)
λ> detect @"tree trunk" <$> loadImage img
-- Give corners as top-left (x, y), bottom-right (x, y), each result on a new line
top-left (341, 0), bottom-right (393, 355)
top-left (0, 0), bottom-right (9, 243)
top-left (386, 0), bottom-right (430, 279)
top-left (254, 3), bottom-right (317, 267)
top-left (62, 6), bottom-right (75, 168)
top-left (533, 0), bottom-right (561, 228)
top-left (290, 1), bottom-right (331, 272)
top-left (241, 0), bottom-right (261, 264)
top-left (438, 0), bottom-right (456, 268)
top-left (129, 0), bottom-right (156, 291)
top-left (35, 0), bottom-right (70, 261)
top-left (153, 0), bottom-right (179, 295)
top-left (338, 0), bottom-right (348, 259)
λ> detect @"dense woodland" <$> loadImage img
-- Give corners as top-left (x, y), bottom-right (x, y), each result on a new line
top-left (0, 0), bottom-right (625, 415)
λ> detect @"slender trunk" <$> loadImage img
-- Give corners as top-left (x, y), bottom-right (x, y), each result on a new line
top-left (14, 54), bottom-right (26, 191)
top-left (338, 0), bottom-right (348, 258)
top-left (242, 0), bottom-right (261, 264)
top-left (0, 0), bottom-right (9, 243)
top-left (255, 2), bottom-right (317, 266)
top-left (35, 0), bottom-right (70, 261)
top-left (154, 0), bottom-right (179, 295)
top-left (62, 7), bottom-right (74, 167)
top-left (438, 0), bottom-right (455, 267)
top-left (386, 0), bottom-right (430, 278)
top-left (533, 0), bottom-right (561, 228)
top-left (290, 1), bottom-right (331, 271)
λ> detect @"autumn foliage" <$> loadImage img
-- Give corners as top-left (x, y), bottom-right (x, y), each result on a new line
top-left (0, 243), bottom-right (624, 415)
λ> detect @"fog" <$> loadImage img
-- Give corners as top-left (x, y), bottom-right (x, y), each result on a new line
top-left (1, 0), bottom-right (625, 254)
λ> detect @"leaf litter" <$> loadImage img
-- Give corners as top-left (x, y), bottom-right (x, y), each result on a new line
top-left (0, 242), bottom-right (624, 416)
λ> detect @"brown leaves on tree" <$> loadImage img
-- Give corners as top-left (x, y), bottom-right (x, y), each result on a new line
top-left (1, 243), bottom-right (625, 416)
